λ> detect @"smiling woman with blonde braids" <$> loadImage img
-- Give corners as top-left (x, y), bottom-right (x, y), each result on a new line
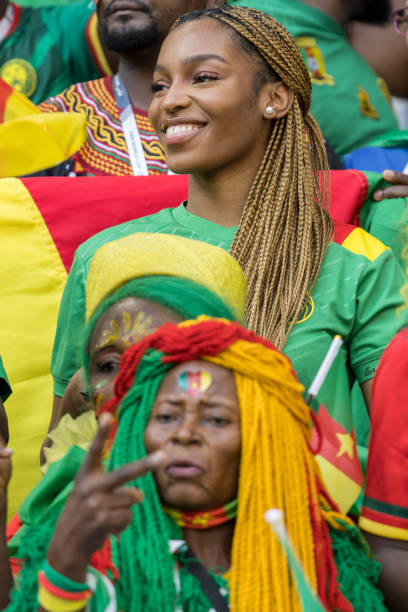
top-left (52, 5), bottom-right (407, 514)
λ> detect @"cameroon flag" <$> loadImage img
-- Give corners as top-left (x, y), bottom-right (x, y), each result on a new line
top-left (0, 169), bottom-right (405, 517)
top-left (312, 405), bottom-right (364, 514)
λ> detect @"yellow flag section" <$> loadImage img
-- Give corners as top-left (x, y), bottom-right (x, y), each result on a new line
top-left (0, 113), bottom-right (87, 178)
top-left (0, 179), bottom-right (67, 516)
top-left (0, 77), bottom-right (87, 177)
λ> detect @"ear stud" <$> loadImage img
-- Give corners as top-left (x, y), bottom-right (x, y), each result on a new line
top-left (265, 105), bottom-right (275, 116)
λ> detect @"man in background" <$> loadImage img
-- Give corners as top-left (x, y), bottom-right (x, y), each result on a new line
top-left (0, 0), bottom-right (113, 103)
top-left (233, 0), bottom-right (398, 158)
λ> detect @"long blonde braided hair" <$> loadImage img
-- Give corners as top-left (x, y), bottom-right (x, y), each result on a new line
top-left (174, 7), bottom-right (333, 347)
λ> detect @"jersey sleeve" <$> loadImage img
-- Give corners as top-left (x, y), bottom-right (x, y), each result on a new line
top-left (0, 356), bottom-right (11, 402)
top-left (51, 250), bottom-right (87, 397)
top-left (359, 328), bottom-right (408, 540)
top-left (42, 2), bottom-right (107, 84)
top-left (348, 248), bottom-right (408, 384)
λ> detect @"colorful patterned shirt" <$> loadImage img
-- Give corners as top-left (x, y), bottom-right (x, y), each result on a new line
top-left (0, 1), bottom-right (110, 104)
top-left (232, 0), bottom-right (398, 157)
top-left (39, 76), bottom-right (167, 176)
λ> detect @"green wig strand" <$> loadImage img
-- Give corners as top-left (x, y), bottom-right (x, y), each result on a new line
top-left (109, 348), bottom-right (228, 611)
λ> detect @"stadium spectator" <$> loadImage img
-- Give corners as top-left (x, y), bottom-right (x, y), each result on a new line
top-left (0, 0), bottom-right (112, 104)
top-left (39, 0), bottom-right (224, 176)
top-left (232, 0), bottom-right (398, 158)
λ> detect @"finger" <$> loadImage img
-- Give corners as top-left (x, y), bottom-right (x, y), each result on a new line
top-left (104, 508), bottom-right (134, 536)
top-left (374, 185), bottom-right (408, 201)
top-left (102, 450), bottom-right (166, 490)
top-left (0, 448), bottom-right (12, 458)
top-left (97, 486), bottom-right (144, 508)
top-left (77, 413), bottom-right (114, 477)
top-left (382, 170), bottom-right (408, 184)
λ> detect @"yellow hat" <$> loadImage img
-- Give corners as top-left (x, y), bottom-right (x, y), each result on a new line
top-left (86, 233), bottom-right (247, 321)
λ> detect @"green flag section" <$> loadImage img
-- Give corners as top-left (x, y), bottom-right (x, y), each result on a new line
top-left (266, 510), bottom-right (327, 612)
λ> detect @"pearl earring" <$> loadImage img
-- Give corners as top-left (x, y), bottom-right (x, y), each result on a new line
top-left (265, 105), bottom-right (275, 116)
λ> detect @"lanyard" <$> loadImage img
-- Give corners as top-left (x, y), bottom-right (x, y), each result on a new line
top-left (112, 73), bottom-right (149, 176)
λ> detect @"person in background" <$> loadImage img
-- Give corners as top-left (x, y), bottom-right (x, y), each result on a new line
top-left (39, 0), bottom-right (224, 176)
top-left (349, 0), bottom-right (408, 127)
top-left (230, 0), bottom-right (398, 158)
top-left (0, 0), bottom-right (112, 104)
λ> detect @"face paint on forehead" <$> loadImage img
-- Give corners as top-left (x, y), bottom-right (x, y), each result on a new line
top-left (178, 369), bottom-right (213, 398)
top-left (93, 310), bottom-right (157, 353)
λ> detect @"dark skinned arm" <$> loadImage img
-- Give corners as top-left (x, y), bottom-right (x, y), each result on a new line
top-left (360, 378), bottom-right (372, 413)
top-left (0, 440), bottom-right (13, 609)
top-left (364, 532), bottom-right (408, 612)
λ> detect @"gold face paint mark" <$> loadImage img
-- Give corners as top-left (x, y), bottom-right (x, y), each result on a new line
top-left (93, 311), bottom-right (157, 352)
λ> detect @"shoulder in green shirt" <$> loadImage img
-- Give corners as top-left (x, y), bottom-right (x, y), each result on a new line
top-left (52, 205), bottom-right (407, 441)
top-left (231, 0), bottom-right (398, 157)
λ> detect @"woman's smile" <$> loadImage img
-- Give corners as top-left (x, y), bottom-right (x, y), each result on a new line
top-left (164, 121), bottom-right (208, 145)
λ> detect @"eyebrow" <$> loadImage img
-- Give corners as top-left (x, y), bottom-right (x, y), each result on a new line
top-left (155, 54), bottom-right (229, 73)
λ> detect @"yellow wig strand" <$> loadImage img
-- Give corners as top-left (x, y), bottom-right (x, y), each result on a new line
top-left (203, 340), bottom-right (323, 611)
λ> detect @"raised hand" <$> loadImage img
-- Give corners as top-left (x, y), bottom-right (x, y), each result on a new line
top-left (373, 170), bottom-right (408, 201)
top-left (47, 414), bottom-right (165, 581)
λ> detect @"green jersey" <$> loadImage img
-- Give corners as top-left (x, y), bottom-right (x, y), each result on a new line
top-left (232, 0), bottom-right (398, 157)
top-left (52, 204), bottom-right (407, 432)
top-left (0, 1), bottom-right (109, 104)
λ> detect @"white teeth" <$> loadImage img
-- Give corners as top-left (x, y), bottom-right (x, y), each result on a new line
top-left (166, 124), bottom-right (201, 135)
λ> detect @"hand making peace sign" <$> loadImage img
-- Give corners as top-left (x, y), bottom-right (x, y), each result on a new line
top-left (47, 414), bottom-right (165, 581)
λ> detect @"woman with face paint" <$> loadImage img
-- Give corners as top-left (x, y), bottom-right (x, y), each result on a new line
top-left (49, 230), bottom-right (246, 430)
top-left (0, 317), bottom-right (389, 611)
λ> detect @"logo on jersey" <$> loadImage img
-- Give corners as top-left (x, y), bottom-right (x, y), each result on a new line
top-left (358, 85), bottom-right (379, 119)
top-left (294, 292), bottom-right (314, 325)
top-left (0, 58), bottom-right (37, 97)
top-left (296, 37), bottom-right (335, 86)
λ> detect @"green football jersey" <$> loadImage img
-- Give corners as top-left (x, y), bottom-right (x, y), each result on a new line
top-left (0, 1), bottom-right (109, 104)
top-left (231, 0), bottom-right (399, 157)
top-left (52, 204), bottom-right (407, 435)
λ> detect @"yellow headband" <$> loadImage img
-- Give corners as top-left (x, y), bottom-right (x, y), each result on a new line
top-left (85, 233), bottom-right (247, 321)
